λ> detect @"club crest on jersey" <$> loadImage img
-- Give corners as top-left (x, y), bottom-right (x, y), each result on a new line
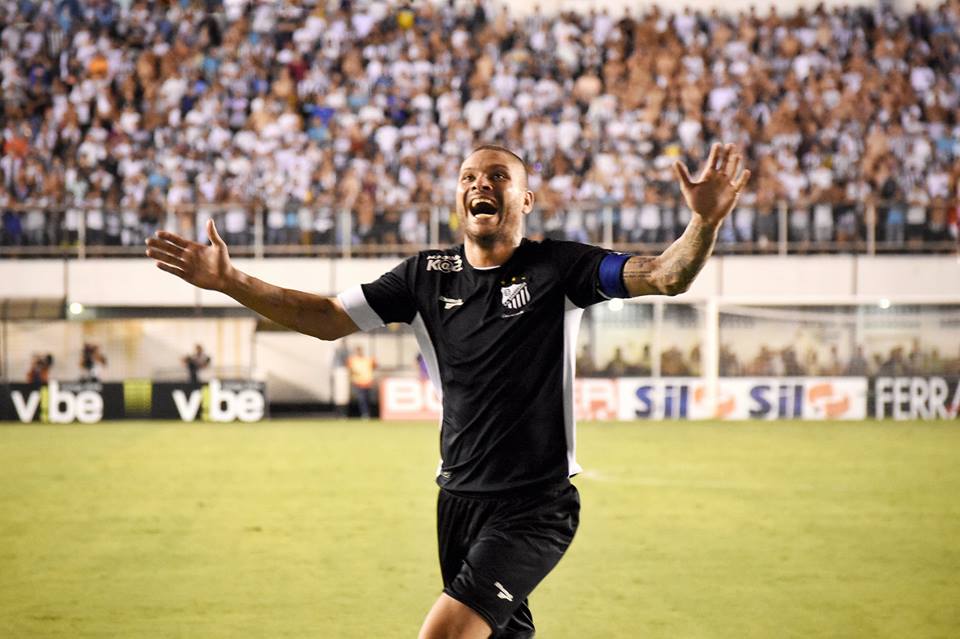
top-left (500, 277), bottom-right (530, 310)
top-left (426, 254), bottom-right (462, 272)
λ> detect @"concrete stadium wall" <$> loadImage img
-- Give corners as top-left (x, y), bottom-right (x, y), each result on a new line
top-left (2, 256), bottom-right (958, 402)
top-left (2, 255), bottom-right (956, 305)
top-left (4, 318), bottom-right (256, 382)
top-left (2, 319), bottom-right (414, 404)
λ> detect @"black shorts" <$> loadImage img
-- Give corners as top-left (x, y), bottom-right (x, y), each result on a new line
top-left (437, 480), bottom-right (580, 638)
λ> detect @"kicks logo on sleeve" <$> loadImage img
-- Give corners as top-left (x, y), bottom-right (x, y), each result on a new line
top-left (494, 581), bottom-right (514, 602)
top-left (426, 255), bottom-right (463, 272)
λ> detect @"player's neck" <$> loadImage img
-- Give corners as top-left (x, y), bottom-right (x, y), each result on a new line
top-left (464, 236), bottom-right (520, 269)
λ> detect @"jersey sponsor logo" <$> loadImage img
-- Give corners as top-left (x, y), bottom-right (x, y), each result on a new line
top-left (426, 254), bottom-right (463, 272)
top-left (494, 581), bottom-right (514, 602)
top-left (500, 279), bottom-right (530, 310)
top-left (439, 296), bottom-right (463, 310)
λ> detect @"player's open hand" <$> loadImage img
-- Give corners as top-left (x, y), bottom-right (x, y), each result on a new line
top-left (674, 143), bottom-right (751, 228)
top-left (145, 218), bottom-right (235, 292)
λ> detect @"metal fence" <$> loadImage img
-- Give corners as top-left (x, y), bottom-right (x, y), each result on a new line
top-left (0, 200), bottom-right (956, 258)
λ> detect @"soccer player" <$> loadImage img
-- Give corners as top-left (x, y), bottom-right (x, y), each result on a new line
top-left (145, 142), bottom-right (749, 639)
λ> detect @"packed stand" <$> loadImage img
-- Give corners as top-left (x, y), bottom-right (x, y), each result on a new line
top-left (1, 0), bottom-right (959, 254)
top-left (578, 340), bottom-right (960, 377)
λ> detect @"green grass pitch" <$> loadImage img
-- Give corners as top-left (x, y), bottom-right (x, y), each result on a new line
top-left (1, 419), bottom-right (958, 638)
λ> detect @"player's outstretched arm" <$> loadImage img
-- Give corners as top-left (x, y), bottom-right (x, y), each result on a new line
top-left (145, 218), bottom-right (359, 341)
top-left (623, 143), bottom-right (751, 297)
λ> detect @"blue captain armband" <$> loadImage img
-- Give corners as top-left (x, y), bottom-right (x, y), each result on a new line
top-left (598, 252), bottom-right (631, 299)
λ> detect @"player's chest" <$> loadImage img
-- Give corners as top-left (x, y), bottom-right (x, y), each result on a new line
top-left (424, 268), bottom-right (559, 337)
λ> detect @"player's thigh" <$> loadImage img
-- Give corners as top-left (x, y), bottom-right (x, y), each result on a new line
top-left (437, 490), bottom-right (492, 586)
top-left (464, 484), bottom-right (580, 599)
top-left (445, 483), bottom-right (580, 633)
top-left (419, 593), bottom-right (492, 639)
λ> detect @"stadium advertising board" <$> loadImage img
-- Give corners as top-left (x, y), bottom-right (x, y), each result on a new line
top-left (151, 380), bottom-right (268, 422)
top-left (0, 382), bottom-right (123, 423)
top-left (606, 377), bottom-right (865, 420)
top-left (378, 378), bottom-right (443, 421)
top-left (0, 380), bottom-right (267, 423)
top-left (873, 377), bottom-right (960, 419)
top-left (379, 377), bottom-right (627, 421)
top-left (378, 377), bottom-right (868, 421)
top-left (717, 378), bottom-right (867, 420)
top-left (617, 378), bottom-right (717, 419)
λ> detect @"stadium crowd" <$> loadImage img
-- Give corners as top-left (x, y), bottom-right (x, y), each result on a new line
top-left (1, 0), bottom-right (959, 253)
top-left (578, 340), bottom-right (960, 377)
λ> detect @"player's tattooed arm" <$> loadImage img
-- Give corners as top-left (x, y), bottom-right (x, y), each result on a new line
top-left (623, 143), bottom-right (751, 297)
top-left (146, 218), bottom-right (359, 340)
top-left (622, 217), bottom-right (718, 296)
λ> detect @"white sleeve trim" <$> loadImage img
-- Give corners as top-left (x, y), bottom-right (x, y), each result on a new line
top-left (336, 285), bottom-right (385, 332)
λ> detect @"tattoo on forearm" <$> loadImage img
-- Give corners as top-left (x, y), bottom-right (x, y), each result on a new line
top-left (623, 219), bottom-right (719, 296)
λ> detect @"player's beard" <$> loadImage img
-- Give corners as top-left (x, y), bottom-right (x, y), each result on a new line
top-left (463, 209), bottom-right (523, 250)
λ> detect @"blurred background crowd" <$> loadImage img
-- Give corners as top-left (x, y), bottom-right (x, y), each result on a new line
top-left (1, 0), bottom-right (959, 255)
top-left (578, 340), bottom-right (960, 377)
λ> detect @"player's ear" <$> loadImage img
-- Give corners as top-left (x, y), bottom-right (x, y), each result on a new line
top-left (522, 189), bottom-right (535, 215)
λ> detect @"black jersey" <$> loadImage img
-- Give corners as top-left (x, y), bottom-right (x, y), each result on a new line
top-left (338, 239), bottom-right (615, 494)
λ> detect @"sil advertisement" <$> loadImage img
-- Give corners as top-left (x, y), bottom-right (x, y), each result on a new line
top-left (378, 377), bottom-right (873, 421)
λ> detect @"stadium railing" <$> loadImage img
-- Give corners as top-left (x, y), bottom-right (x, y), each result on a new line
top-left (1, 200), bottom-right (956, 258)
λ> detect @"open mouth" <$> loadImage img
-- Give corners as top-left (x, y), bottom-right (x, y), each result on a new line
top-left (469, 197), bottom-right (499, 218)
